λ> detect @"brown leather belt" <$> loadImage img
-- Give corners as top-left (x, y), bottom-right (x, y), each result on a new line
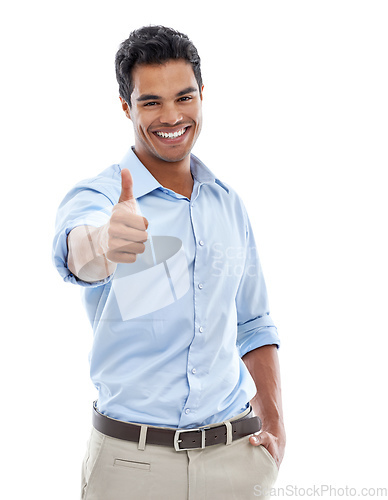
top-left (92, 402), bottom-right (262, 451)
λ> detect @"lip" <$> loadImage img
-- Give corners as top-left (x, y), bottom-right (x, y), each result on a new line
top-left (152, 126), bottom-right (192, 144)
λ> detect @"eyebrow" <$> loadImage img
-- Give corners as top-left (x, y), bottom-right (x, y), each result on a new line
top-left (136, 86), bottom-right (198, 102)
top-left (176, 86), bottom-right (198, 97)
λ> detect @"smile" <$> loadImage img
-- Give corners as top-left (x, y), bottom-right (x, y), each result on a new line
top-left (154, 127), bottom-right (188, 139)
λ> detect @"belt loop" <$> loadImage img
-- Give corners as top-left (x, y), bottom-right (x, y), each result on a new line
top-left (224, 421), bottom-right (232, 446)
top-left (138, 425), bottom-right (148, 451)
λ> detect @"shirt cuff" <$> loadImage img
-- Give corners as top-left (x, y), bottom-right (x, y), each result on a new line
top-left (236, 316), bottom-right (280, 358)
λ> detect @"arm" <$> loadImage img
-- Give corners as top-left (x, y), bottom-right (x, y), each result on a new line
top-left (242, 344), bottom-right (286, 468)
top-left (67, 169), bottom-right (148, 283)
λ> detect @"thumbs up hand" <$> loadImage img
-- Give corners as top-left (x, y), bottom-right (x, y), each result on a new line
top-left (104, 169), bottom-right (149, 264)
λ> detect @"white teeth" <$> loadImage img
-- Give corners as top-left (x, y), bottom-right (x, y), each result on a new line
top-left (156, 127), bottom-right (187, 139)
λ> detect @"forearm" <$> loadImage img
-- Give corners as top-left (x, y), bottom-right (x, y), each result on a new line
top-left (243, 344), bottom-right (286, 466)
top-left (242, 345), bottom-right (285, 433)
top-left (67, 225), bottom-right (116, 283)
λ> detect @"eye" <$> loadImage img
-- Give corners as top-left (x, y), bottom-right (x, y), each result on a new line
top-left (144, 101), bottom-right (158, 107)
top-left (178, 96), bottom-right (192, 102)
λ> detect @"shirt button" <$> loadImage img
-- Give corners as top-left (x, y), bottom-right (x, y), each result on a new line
top-left (199, 326), bottom-right (204, 333)
top-left (199, 240), bottom-right (204, 246)
top-left (198, 283), bottom-right (203, 289)
top-left (192, 368), bottom-right (197, 374)
top-left (185, 408), bottom-right (190, 414)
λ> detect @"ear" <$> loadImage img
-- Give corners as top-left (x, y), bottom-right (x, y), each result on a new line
top-left (200, 85), bottom-right (204, 101)
top-left (119, 96), bottom-right (131, 120)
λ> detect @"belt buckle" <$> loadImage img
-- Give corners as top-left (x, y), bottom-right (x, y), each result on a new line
top-left (174, 427), bottom-right (208, 451)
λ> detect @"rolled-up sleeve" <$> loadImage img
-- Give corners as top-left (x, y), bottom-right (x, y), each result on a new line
top-left (235, 212), bottom-right (280, 357)
top-left (52, 186), bottom-right (114, 288)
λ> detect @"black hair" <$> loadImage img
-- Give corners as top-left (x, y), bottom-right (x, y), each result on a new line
top-left (115, 25), bottom-right (202, 107)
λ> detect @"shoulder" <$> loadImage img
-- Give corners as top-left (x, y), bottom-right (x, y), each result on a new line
top-left (66, 163), bottom-right (122, 204)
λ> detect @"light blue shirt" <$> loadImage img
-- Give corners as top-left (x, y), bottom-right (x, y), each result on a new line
top-left (52, 147), bottom-right (279, 429)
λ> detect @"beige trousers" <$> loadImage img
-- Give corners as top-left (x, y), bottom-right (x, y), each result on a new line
top-left (81, 411), bottom-right (278, 500)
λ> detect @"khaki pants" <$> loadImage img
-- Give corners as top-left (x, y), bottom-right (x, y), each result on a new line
top-left (81, 411), bottom-right (278, 500)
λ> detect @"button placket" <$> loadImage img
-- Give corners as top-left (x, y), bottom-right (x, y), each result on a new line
top-left (182, 197), bottom-right (207, 425)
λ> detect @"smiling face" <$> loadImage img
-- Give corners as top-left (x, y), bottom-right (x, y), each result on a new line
top-left (120, 59), bottom-right (203, 169)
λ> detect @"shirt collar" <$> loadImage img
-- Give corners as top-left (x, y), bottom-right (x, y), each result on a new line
top-left (190, 153), bottom-right (229, 193)
top-left (119, 147), bottom-right (229, 199)
top-left (119, 147), bottom-right (161, 199)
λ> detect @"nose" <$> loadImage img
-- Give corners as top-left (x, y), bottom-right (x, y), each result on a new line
top-left (159, 102), bottom-right (183, 126)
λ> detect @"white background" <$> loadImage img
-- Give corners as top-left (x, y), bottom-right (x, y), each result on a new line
top-left (1, 1), bottom-right (387, 498)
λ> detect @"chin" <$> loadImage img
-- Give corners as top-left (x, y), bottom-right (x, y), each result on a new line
top-left (152, 144), bottom-right (195, 164)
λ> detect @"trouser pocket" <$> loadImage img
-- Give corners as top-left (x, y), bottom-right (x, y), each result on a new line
top-left (81, 428), bottom-right (106, 499)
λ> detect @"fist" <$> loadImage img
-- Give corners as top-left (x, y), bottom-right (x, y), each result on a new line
top-left (104, 169), bottom-right (149, 264)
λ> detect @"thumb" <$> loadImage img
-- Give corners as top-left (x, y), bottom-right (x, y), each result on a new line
top-left (119, 168), bottom-right (135, 204)
top-left (249, 431), bottom-right (267, 447)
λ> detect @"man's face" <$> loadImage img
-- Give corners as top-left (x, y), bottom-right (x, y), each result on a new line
top-left (121, 59), bottom-right (203, 166)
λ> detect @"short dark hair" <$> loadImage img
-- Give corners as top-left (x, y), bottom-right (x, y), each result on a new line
top-left (115, 25), bottom-right (202, 107)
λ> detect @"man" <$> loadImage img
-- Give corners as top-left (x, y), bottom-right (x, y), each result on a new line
top-left (53, 25), bottom-right (285, 500)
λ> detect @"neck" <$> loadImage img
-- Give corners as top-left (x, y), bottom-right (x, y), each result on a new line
top-left (134, 149), bottom-right (194, 199)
